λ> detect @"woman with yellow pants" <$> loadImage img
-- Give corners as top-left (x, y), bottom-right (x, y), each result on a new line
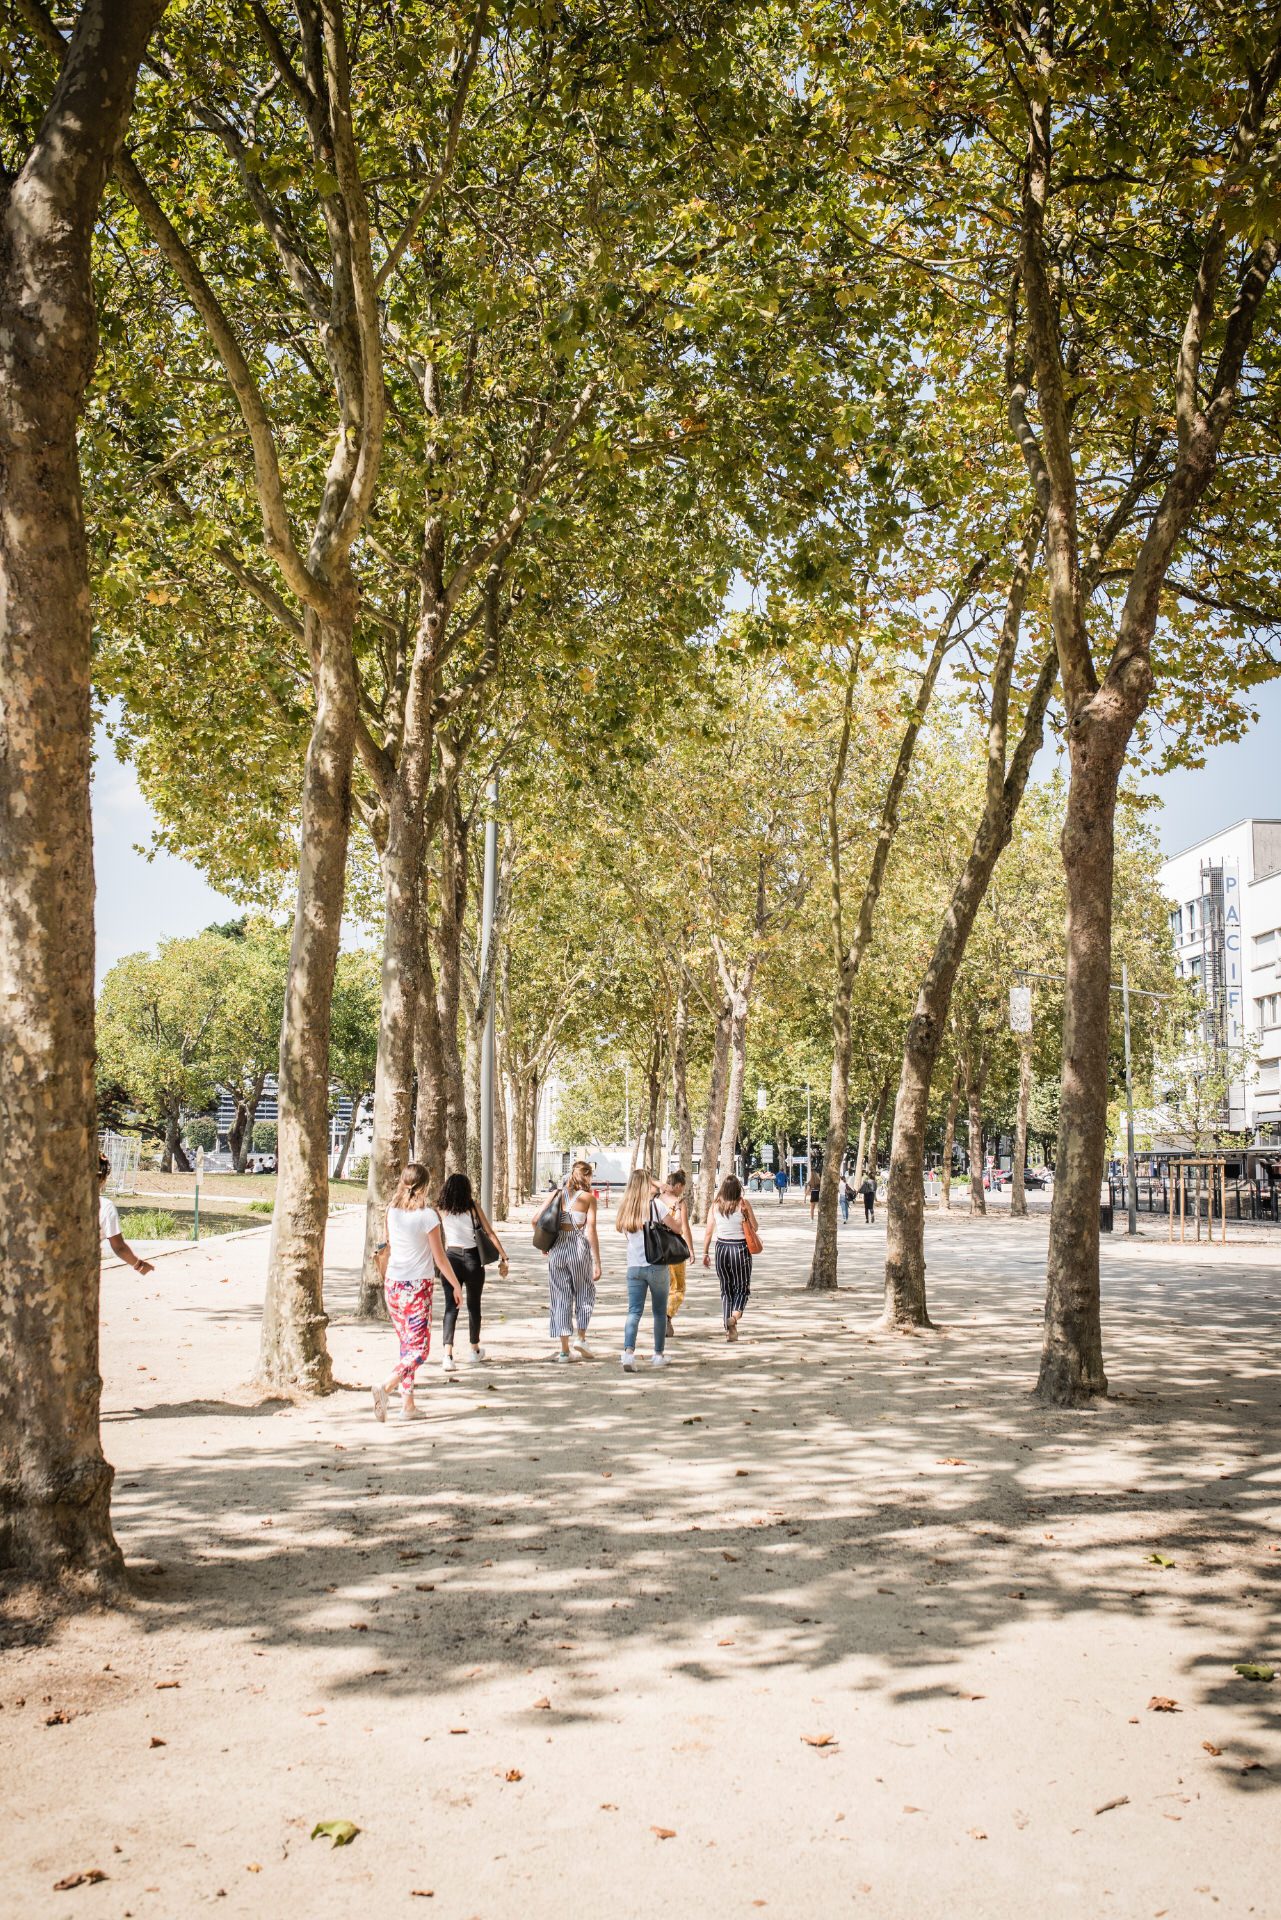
top-left (659, 1169), bottom-right (692, 1337)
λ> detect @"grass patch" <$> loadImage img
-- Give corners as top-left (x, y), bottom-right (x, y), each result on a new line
top-left (120, 1208), bottom-right (177, 1238)
top-left (247, 1201), bottom-right (274, 1215)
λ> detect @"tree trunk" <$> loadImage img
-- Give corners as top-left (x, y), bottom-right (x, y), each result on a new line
top-left (463, 970), bottom-right (482, 1192)
top-left (693, 1001), bottom-right (732, 1222)
top-left (525, 1075), bottom-right (540, 1195)
top-left (1036, 723), bottom-right (1127, 1405)
top-left (1011, 1032), bottom-right (1033, 1217)
top-left (259, 608), bottom-right (357, 1393)
top-left (641, 1029), bottom-right (663, 1174)
top-left (672, 984), bottom-right (694, 1177)
top-left (229, 1100), bottom-right (248, 1171)
top-left (851, 1111), bottom-right (869, 1189)
top-left (808, 960), bottom-right (855, 1291)
top-left (967, 1092), bottom-right (986, 1216)
top-left (0, 0), bottom-right (166, 1591)
top-left (868, 1077), bottom-right (890, 1177)
top-left (332, 1094), bottom-right (363, 1181)
top-left (493, 1046), bottom-right (510, 1221)
top-left (161, 1108), bottom-right (178, 1174)
top-left (939, 1064), bottom-right (962, 1214)
top-left (717, 991), bottom-right (751, 1185)
top-left (435, 793), bottom-right (469, 1173)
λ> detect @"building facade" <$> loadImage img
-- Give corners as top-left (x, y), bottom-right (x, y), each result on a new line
top-left (1161, 818), bottom-right (1281, 1144)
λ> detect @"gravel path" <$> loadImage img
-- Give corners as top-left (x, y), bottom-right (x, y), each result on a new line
top-left (4, 1201), bottom-right (1278, 1917)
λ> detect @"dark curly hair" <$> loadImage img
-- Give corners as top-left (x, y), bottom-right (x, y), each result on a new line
top-left (437, 1171), bottom-right (475, 1214)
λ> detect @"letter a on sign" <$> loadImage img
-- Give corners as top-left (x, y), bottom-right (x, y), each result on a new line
top-left (1009, 985), bottom-right (1032, 1034)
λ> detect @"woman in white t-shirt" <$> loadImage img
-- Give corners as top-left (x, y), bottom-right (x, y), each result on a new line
top-left (98, 1155), bottom-right (153, 1275)
top-left (373, 1162), bottom-right (463, 1422)
top-left (436, 1170), bottom-right (508, 1371)
top-left (616, 1167), bottom-right (673, 1371)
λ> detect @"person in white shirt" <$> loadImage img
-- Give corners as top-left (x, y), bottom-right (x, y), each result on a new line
top-left (616, 1167), bottom-right (675, 1371)
top-left (701, 1174), bottom-right (759, 1342)
top-left (436, 1171), bottom-right (508, 1371)
top-left (372, 1162), bottom-right (463, 1422)
top-left (98, 1156), bottom-right (153, 1275)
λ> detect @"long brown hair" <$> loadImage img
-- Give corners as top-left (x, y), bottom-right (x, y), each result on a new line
top-left (390, 1162), bottom-right (433, 1210)
top-left (616, 1167), bottom-right (656, 1234)
top-left (567, 1159), bottom-right (594, 1193)
top-left (716, 1174), bottom-right (744, 1215)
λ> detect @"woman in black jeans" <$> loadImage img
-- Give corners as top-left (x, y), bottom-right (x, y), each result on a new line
top-left (437, 1172), bottom-right (508, 1370)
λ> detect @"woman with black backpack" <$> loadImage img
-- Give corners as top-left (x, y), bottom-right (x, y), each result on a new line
top-left (616, 1167), bottom-right (689, 1371)
top-left (437, 1171), bottom-right (508, 1371)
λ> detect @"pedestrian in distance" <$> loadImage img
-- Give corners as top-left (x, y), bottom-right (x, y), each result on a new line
top-left (702, 1173), bottom-right (759, 1342)
top-left (773, 1165), bottom-right (788, 1205)
top-left (617, 1167), bottom-right (673, 1370)
top-left (807, 1167), bottom-right (821, 1220)
top-left (372, 1162), bottom-right (463, 1422)
top-left (862, 1172), bottom-right (876, 1223)
top-left (436, 1171), bottom-right (508, 1372)
top-left (98, 1155), bottom-right (154, 1275)
top-left (543, 1158), bottom-right (601, 1362)
top-left (659, 1168), bottom-right (692, 1338)
top-left (839, 1167), bottom-right (853, 1225)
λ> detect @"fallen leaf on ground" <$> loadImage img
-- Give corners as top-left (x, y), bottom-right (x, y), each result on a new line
top-left (735, 1470), bottom-right (749, 1478)
top-left (1202, 1741), bottom-right (1223, 1756)
top-left (532, 1697), bottom-right (551, 1710)
top-left (449, 1727), bottom-right (468, 1735)
top-left (410, 1891), bottom-right (434, 1899)
top-left (722, 1552), bottom-right (739, 1562)
top-left (1095, 1797), bottom-right (1129, 1815)
top-left (937, 1458), bottom-right (968, 1467)
top-left (53, 1871), bottom-right (107, 1890)
top-left (1147, 1553), bottom-right (1175, 1569)
top-left (968, 1828), bottom-right (987, 1840)
top-left (45, 1711), bottom-right (71, 1725)
top-left (1233, 1663), bottom-right (1274, 1683)
top-left (1007, 1591), bottom-right (1026, 1601)
top-left (311, 1820), bottom-right (360, 1847)
top-left (650, 1826), bottom-right (677, 1840)
top-left (154, 1680), bottom-right (180, 1690)
top-left (504, 1769), bottom-right (523, 1782)
top-left (802, 1733), bottom-right (837, 1748)
top-left (1240, 1760), bottom-right (1267, 1773)
top-left (600, 1803), bottom-right (617, 1811)
top-left (1148, 1697), bottom-right (1180, 1713)
top-left (717, 1637), bottom-right (735, 1647)
top-left (149, 1736), bottom-right (167, 1748)
top-left (246, 1863), bottom-right (261, 1872)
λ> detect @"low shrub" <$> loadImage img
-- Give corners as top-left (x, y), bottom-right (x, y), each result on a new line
top-left (120, 1209), bottom-right (178, 1239)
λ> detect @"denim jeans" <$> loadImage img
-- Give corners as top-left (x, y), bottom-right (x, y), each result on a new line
top-left (624, 1263), bottom-right (669, 1355)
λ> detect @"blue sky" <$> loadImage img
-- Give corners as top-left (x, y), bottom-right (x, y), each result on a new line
top-left (91, 679), bottom-right (1281, 980)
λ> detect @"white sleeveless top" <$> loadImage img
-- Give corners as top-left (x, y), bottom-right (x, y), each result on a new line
top-left (713, 1202), bottom-right (746, 1243)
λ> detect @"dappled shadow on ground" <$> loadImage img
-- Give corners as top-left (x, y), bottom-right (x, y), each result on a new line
top-left (98, 1216), bottom-right (1281, 1779)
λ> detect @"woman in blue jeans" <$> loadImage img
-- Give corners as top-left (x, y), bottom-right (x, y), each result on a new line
top-left (615, 1168), bottom-right (674, 1371)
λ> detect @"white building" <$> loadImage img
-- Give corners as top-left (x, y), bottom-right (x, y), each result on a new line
top-left (1161, 818), bottom-right (1281, 1143)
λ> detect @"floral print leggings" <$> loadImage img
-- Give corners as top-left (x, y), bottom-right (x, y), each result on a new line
top-left (385, 1274), bottom-right (434, 1387)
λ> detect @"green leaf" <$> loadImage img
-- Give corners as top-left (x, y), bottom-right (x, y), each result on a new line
top-left (1146, 1552), bottom-right (1175, 1568)
top-left (1232, 1664), bottom-right (1274, 1683)
top-left (311, 1820), bottom-right (361, 1847)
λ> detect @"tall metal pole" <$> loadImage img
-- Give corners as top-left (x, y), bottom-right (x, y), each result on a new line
top-left (479, 773), bottom-right (499, 1218)
top-left (1122, 960), bottom-right (1138, 1237)
top-left (806, 1082), bottom-right (812, 1187)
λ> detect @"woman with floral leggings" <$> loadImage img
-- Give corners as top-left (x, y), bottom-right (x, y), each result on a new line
top-left (373, 1162), bottom-right (462, 1421)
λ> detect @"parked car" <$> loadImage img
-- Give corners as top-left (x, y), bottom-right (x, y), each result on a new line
top-left (1023, 1167), bottom-right (1051, 1189)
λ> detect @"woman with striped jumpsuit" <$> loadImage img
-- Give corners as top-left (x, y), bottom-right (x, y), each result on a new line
top-left (544, 1159), bottom-right (601, 1361)
top-left (702, 1173), bottom-right (759, 1342)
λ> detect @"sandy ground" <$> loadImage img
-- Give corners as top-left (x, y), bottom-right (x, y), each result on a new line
top-left (4, 1200), bottom-right (1279, 1919)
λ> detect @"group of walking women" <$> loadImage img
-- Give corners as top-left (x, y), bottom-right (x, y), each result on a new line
top-left (370, 1159), bottom-right (762, 1420)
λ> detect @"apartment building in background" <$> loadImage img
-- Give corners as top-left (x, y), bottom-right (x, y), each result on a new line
top-left (1160, 817), bottom-right (1281, 1144)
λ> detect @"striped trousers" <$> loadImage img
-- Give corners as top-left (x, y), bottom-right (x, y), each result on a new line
top-left (547, 1227), bottom-right (596, 1338)
top-left (714, 1240), bottom-right (752, 1325)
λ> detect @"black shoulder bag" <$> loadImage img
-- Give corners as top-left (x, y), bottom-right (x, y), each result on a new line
top-left (531, 1185), bottom-right (564, 1252)
top-left (472, 1206), bottom-right (502, 1266)
top-left (642, 1198), bottom-right (690, 1267)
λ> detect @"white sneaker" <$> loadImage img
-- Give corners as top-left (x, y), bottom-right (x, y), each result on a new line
top-left (441, 1352), bottom-right (456, 1373)
top-left (468, 1347), bottom-right (486, 1364)
top-left (650, 1353), bottom-right (670, 1368)
top-left (549, 1349), bottom-right (572, 1364)
top-left (621, 1352), bottom-right (636, 1371)
top-left (401, 1396), bottom-right (423, 1419)
top-left (372, 1386), bottom-right (388, 1423)
top-left (572, 1339), bottom-right (593, 1360)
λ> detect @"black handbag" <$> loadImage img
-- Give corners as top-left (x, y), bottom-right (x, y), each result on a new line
top-left (473, 1208), bottom-right (502, 1266)
top-left (532, 1185), bottom-right (564, 1252)
top-left (642, 1199), bottom-right (690, 1267)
